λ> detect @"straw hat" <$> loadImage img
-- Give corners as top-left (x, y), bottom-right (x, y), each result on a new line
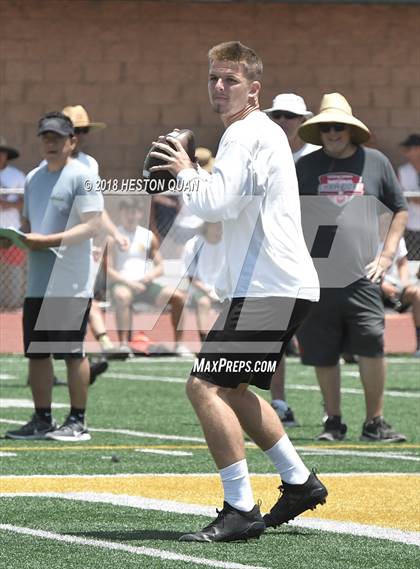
top-left (195, 147), bottom-right (215, 173)
top-left (298, 93), bottom-right (370, 146)
top-left (62, 105), bottom-right (106, 130)
top-left (0, 136), bottom-right (19, 160)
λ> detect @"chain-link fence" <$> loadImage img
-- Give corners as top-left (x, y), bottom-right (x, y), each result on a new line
top-left (0, 247), bottom-right (27, 310)
top-left (404, 230), bottom-right (420, 261)
top-left (0, 188), bottom-right (26, 311)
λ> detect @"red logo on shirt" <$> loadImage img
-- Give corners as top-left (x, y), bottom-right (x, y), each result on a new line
top-left (318, 173), bottom-right (365, 206)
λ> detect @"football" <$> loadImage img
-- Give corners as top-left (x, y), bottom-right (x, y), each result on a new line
top-left (143, 129), bottom-right (196, 194)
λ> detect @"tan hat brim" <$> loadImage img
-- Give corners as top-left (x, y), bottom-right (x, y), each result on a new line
top-left (299, 111), bottom-right (370, 145)
top-left (201, 157), bottom-right (215, 173)
top-left (72, 121), bottom-right (107, 130)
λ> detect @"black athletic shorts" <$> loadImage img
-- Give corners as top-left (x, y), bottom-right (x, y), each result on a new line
top-left (297, 277), bottom-right (384, 366)
top-left (191, 296), bottom-right (313, 390)
top-left (23, 297), bottom-right (91, 359)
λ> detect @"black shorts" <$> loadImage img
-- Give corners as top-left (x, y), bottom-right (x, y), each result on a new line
top-left (191, 297), bottom-right (313, 390)
top-left (23, 297), bottom-right (91, 359)
top-left (297, 277), bottom-right (384, 366)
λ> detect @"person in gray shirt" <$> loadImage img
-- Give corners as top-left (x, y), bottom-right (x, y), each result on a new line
top-left (4, 112), bottom-right (103, 442)
top-left (296, 93), bottom-right (407, 443)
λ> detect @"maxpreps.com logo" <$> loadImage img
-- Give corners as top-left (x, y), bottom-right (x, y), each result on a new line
top-left (318, 172), bottom-right (364, 206)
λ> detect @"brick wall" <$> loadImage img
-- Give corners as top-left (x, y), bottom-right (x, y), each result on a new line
top-left (1, 0), bottom-right (419, 182)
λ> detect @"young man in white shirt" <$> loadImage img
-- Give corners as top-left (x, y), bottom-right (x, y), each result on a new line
top-left (398, 134), bottom-right (420, 260)
top-left (263, 93), bottom-right (320, 163)
top-left (150, 41), bottom-right (327, 542)
top-left (263, 93), bottom-right (320, 426)
top-left (183, 221), bottom-right (224, 341)
top-left (107, 198), bottom-right (190, 356)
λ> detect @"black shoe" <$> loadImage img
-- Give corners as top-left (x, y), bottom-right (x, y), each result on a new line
top-left (5, 414), bottom-right (57, 440)
top-left (263, 470), bottom-right (328, 528)
top-left (89, 358), bottom-right (109, 385)
top-left (271, 402), bottom-right (299, 427)
top-left (316, 416), bottom-right (347, 441)
top-left (179, 502), bottom-right (265, 542)
top-left (360, 416), bottom-right (407, 443)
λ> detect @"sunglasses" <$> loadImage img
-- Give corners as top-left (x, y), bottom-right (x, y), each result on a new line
top-left (270, 111), bottom-right (300, 120)
top-left (74, 127), bottom-right (90, 134)
top-left (319, 123), bottom-right (347, 133)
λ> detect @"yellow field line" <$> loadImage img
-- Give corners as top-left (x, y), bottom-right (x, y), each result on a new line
top-left (1, 474), bottom-right (419, 533)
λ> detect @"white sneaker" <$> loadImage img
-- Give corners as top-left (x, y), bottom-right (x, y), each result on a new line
top-left (45, 415), bottom-right (91, 442)
top-left (174, 343), bottom-right (194, 357)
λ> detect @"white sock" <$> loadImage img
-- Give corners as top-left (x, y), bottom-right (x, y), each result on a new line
top-left (219, 459), bottom-right (255, 512)
top-left (265, 434), bottom-right (310, 485)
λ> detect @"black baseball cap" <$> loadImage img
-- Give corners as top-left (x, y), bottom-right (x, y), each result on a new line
top-left (400, 134), bottom-right (420, 147)
top-left (37, 112), bottom-right (75, 137)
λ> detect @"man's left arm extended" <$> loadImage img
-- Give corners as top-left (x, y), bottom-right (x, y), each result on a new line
top-left (23, 211), bottom-right (103, 250)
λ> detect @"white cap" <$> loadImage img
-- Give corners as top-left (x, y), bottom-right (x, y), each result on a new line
top-left (263, 93), bottom-right (313, 118)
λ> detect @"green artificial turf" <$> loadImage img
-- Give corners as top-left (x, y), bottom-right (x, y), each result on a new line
top-left (1, 355), bottom-right (419, 568)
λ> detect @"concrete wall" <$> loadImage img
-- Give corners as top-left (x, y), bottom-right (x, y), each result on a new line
top-left (1, 0), bottom-right (419, 180)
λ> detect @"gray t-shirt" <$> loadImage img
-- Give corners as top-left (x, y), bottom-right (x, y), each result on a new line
top-left (23, 160), bottom-right (103, 297)
top-left (296, 146), bottom-right (407, 287)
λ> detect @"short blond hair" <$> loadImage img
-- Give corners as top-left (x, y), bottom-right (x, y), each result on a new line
top-left (208, 41), bottom-right (263, 82)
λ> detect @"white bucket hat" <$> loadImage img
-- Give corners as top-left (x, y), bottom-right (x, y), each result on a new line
top-left (263, 93), bottom-right (313, 118)
top-left (299, 93), bottom-right (371, 145)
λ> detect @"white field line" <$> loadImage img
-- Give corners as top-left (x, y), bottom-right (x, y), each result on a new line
top-left (1, 493), bottom-right (418, 547)
top-left (286, 384), bottom-right (419, 399)
top-left (0, 374), bottom-right (15, 380)
top-left (0, 355), bottom-right (417, 365)
top-left (0, 452), bottom-right (17, 457)
top-left (90, 428), bottom-right (205, 442)
top-left (125, 356), bottom-right (195, 364)
top-left (103, 374), bottom-right (420, 398)
top-left (0, 419), bottom-right (205, 442)
top-left (0, 418), bottom-right (418, 461)
top-left (297, 448), bottom-right (420, 462)
top-left (0, 399), bottom-right (68, 409)
top-left (105, 373), bottom-right (185, 383)
top-left (0, 523), bottom-right (268, 569)
top-left (135, 449), bottom-right (193, 457)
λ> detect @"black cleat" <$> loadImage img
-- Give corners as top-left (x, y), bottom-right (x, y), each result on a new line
top-left (263, 470), bottom-right (328, 528)
top-left (179, 502), bottom-right (265, 542)
top-left (89, 358), bottom-right (109, 385)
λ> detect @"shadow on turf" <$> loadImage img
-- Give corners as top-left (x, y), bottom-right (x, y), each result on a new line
top-left (69, 527), bottom-right (313, 541)
top-left (266, 527), bottom-right (314, 538)
top-left (68, 529), bottom-right (185, 541)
